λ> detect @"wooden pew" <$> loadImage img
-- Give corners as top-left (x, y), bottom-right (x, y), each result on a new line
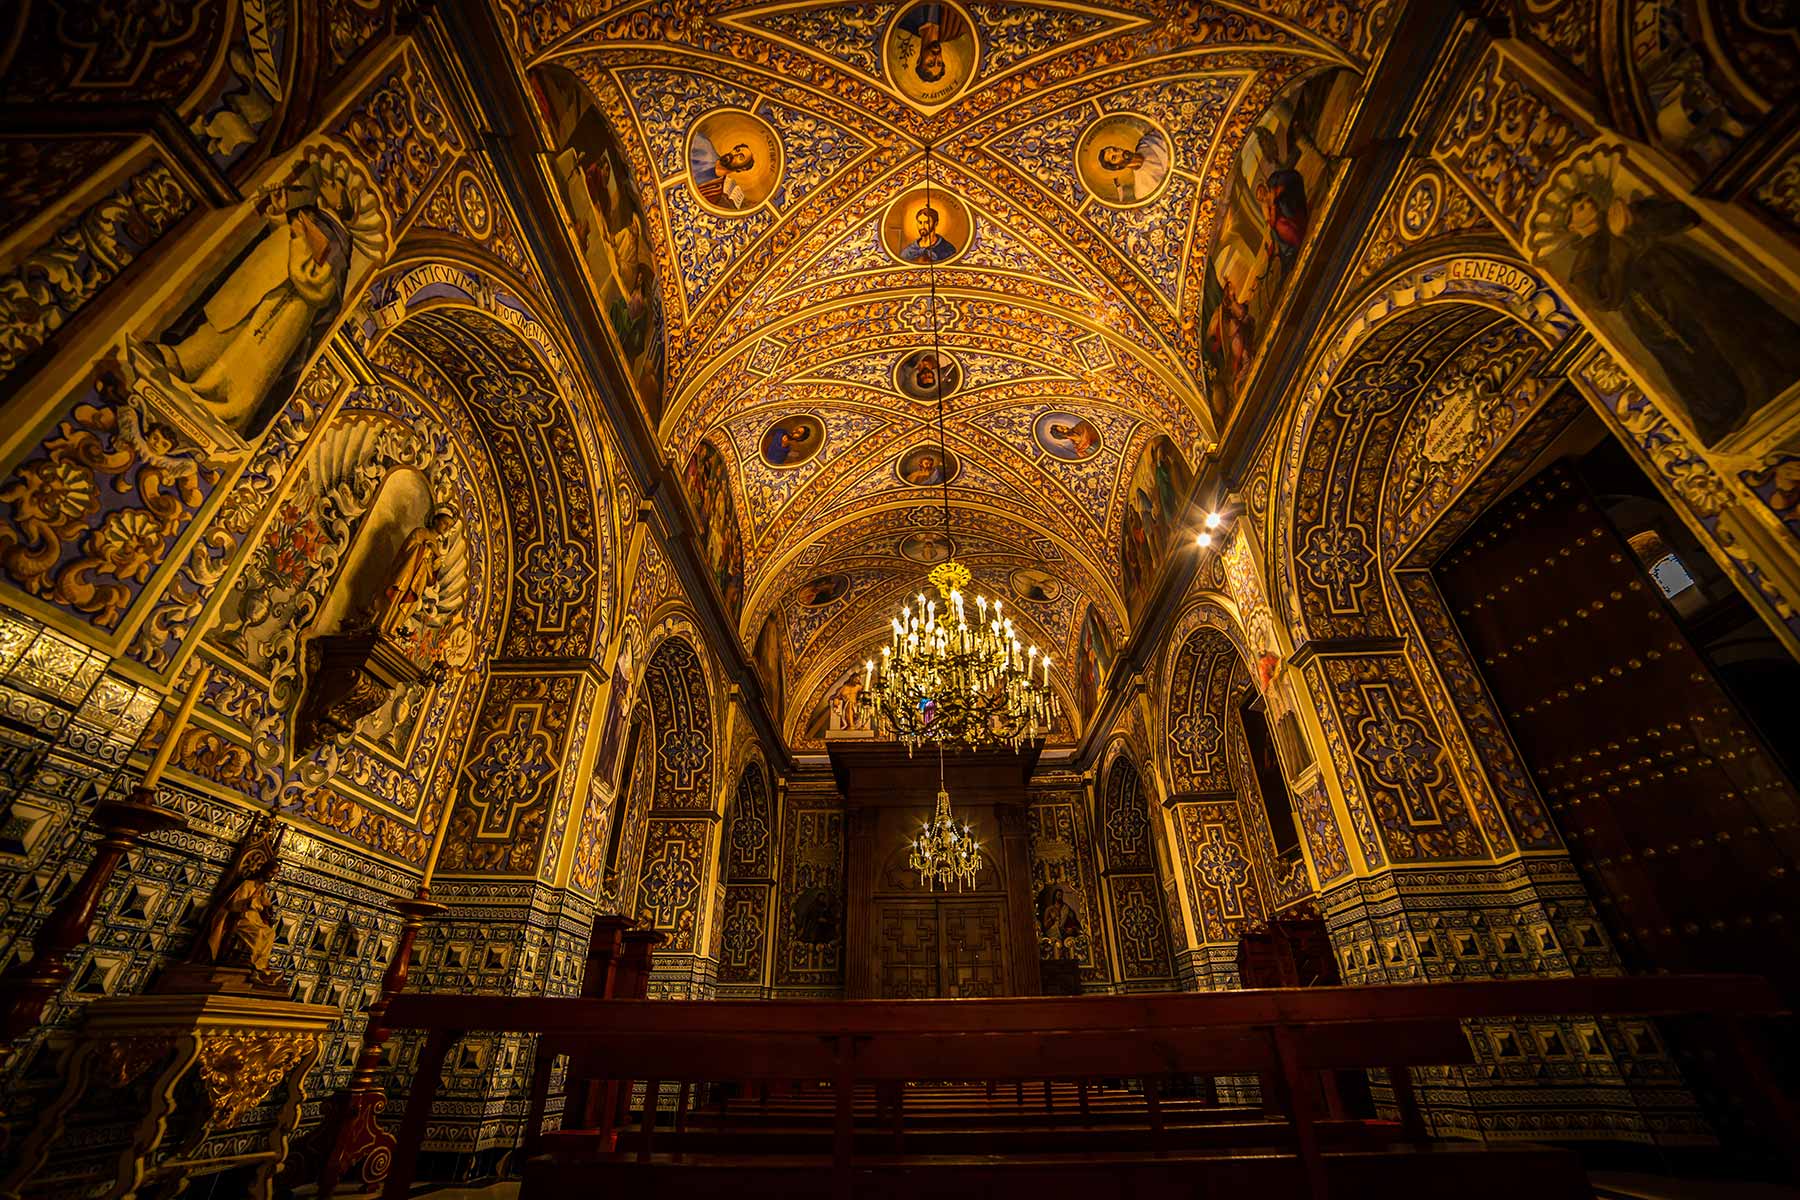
top-left (377, 973), bottom-right (1790, 1200)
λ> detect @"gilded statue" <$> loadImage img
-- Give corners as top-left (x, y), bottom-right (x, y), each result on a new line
top-left (373, 509), bottom-right (458, 640)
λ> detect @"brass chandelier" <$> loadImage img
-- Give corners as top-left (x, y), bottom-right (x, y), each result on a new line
top-left (858, 144), bottom-right (1059, 755)
top-left (909, 785), bottom-right (981, 891)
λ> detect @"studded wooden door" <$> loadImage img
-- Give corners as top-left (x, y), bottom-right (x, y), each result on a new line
top-left (1436, 462), bottom-right (1800, 998)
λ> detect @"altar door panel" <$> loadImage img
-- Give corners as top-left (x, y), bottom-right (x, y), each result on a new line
top-left (1436, 462), bottom-right (1800, 997)
top-left (877, 902), bottom-right (939, 999)
top-left (941, 901), bottom-right (1008, 998)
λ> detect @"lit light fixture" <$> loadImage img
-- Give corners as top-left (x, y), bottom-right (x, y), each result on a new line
top-left (909, 784), bottom-right (981, 891)
top-left (1195, 531), bottom-right (1212, 548)
top-left (1204, 511), bottom-right (1223, 530)
top-left (861, 143), bottom-right (1059, 754)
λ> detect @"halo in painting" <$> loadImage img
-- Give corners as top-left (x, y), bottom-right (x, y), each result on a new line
top-left (760, 414), bottom-right (826, 468)
top-left (894, 348), bottom-right (962, 402)
top-left (1076, 113), bottom-right (1173, 207)
top-left (1034, 411), bottom-right (1103, 461)
top-left (896, 444), bottom-right (961, 488)
top-left (686, 108), bottom-right (783, 215)
top-left (898, 531), bottom-right (956, 564)
top-left (1009, 567), bottom-right (1061, 604)
top-left (795, 573), bottom-right (850, 608)
top-left (882, 188), bottom-right (971, 266)
top-left (883, 1), bottom-right (978, 109)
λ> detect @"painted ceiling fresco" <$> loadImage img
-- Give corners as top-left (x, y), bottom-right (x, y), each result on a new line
top-left (505, 0), bottom-right (1395, 741)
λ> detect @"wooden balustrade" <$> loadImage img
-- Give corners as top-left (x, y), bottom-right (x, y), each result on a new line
top-left (377, 973), bottom-right (1792, 1200)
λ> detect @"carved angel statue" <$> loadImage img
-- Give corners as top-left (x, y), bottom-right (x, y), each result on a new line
top-left (373, 508), bottom-right (460, 640)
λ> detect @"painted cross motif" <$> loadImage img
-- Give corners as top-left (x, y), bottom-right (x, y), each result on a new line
top-left (522, 540), bottom-right (593, 620)
top-left (464, 707), bottom-right (555, 836)
top-left (1193, 824), bottom-right (1251, 920)
top-left (638, 835), bottom-right (701, 928)
top-left (1169, 709), bottom-right (1224, 776)
top-left (659, 725), bottom-right (711, 791)
top-left (1351, 682), bottom-right (1448, 825)
top-left (1298, 521), bottom-right (1373, 612)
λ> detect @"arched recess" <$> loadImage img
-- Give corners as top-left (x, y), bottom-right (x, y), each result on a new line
top-left (1096, 747), bottom-right (1175, 990)
top-left (716, 759), bottom-right (776, 994)
top-left (630, 630), bottom-right (719, 993)
top-left (1157, 602), bottom-right (1323, 988)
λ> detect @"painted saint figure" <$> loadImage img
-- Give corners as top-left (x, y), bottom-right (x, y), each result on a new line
top-left (1563, 191), bottom-right (1800, 446)
top-left (899, 205), bottom-right (959, 263)
top-left (896, 3), bottom-right (968, 85)
top-left (763, 420), bottom-right (817, 465)
top-left (154, 160), bottom-right (378, 436)
top-left (375, 510), bottom-right (458, 639)
top-left (1098, 127), bottom-right (1171, 204)
top-left (690, 132), bottom-right (758, 210)
top-left (1037, 884), bottom-right (1083, 954)
top-left (1042, 418), bottom-right (1100, 460)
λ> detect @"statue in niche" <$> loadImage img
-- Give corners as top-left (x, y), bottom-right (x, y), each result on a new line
top-left (141, 143), bottom-right (387, 442)
top-left (370, 508), bottom-right (460, 640)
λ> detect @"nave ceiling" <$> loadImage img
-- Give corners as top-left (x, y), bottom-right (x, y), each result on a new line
top-left (504, 0), bottom-right (1398, 743)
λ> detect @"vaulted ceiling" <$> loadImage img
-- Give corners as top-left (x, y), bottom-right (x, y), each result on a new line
top-left (501, 0), bottom-right (1400, 745)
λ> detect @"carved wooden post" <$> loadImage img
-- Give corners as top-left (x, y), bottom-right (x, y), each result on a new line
top-left (601, 928), bottom-right (665, 1149)
top-left (305, 890), bottom-right (447, 1198)
top-left (0, 788), bottom-right (187, 1043)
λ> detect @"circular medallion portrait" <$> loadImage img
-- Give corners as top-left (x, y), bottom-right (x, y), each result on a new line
top-left (795, 573), bottom-right (850, 608)
top-left (884, 1), bottom-right (978, 109)
top-left (894, 348), bottom-right (962, 402)
top-left (1034, 411), bottom-right (1103, 461)
top-left (899, 531), bottom-right (956, 564)
top-left (896, 444), bottom-right (960, 487)
top-left (761, 414), bottom-right (825, 468)
top-left (1076, 113), bottom-right (1173, 207)
top-left (882, 188), bottom-right (971, 266)
top-left (687, 109), bottom-right (783, 215)
top-left (1009, 567), bottom-right (1062, 604)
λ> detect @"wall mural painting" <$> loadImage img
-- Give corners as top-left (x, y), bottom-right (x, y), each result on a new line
top-left (1201, 69), bottom-right (1358, 421)
top-left (753, 608), bottom-right (785, 728)
top-left (1076, 603), bottom-right (1113, 723)
top-left (882, 187), bottom-right (971, 265)
top-left (139, 142), bottom-right (389, 449)
top-left (1009, 567), bottom-right (1060, 604)
top-left (1528, 146), bottom-right (1800, 453)
top-left (531, 64), bottom-right (664, 422)
top-left (687, 108), bottom-right (783, 214)
top-left (682, 439), bottom-right (745, 618)
top-left (884, 1), bottom-right (977, 109)
top-left (1627, 2), bottom-right (1754, 174)
top-left (1034, 411), bottom-right (1103, 461)
top-left (899, 531), bottom-right (955, 564)
top-left (1120, 435), bottom-right (1193, 620)
top-left (761, 413), bottom-right (825, 467)
top-left (795, 572), bottom-right (849, 608)
top-left (595, 636), bottom-right (637, 792)
top-left (895, 348), bottom-right (961, 402)
top-left (897, 443), bottom-right (960, 487)
top-left (1076, 113), bottom-right (1173, 207)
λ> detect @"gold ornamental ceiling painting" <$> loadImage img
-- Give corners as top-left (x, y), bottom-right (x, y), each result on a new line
top-left (506, 0), bottom-right (1396, 745)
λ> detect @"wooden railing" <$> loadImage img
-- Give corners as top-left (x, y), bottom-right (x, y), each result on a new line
top-left (378, 974), bottom-right (1793, 1200)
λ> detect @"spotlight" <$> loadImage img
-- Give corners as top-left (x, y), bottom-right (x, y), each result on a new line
top-left (1204, 511), bottom-right (1223, 530)
top-left (1195, 531), bottom-right (1213, 549)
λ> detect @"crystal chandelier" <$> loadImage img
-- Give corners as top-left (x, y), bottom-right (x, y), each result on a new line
top-left (859, 143), bottom-right (1060, 754)
top-left (910, 784), bottom-right (981, 891)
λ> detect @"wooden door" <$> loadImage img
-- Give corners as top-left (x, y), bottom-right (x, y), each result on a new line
top-left (1436, 461), bottom-right (1800, 996)
top-left (940, 901), bottom-right (1008, 998)
top-left (876, 902), bottom-right (939, 998)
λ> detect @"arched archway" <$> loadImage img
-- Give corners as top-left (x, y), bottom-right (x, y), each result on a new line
top-left (1096, 749), bottom-right (1175, 989)
top-left (629, 632), bottom-right (719, 994)
top-left (717, 759), bottom-right (777, 993)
